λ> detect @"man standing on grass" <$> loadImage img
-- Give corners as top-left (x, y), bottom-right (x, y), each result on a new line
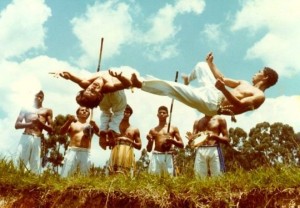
top-left (59, 106), bottom-right (100, 177)
top-left (146, 106), bottom-right (184, 176)
top-left (186, 115), bottom-right (229, 177)
top-left (15, 90), bottom-right (53, 174)
top-left (109, 104), bottom-right (142, 175)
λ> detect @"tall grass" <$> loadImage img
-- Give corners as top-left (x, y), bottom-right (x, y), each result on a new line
top-left (1, 158), bottom-right (300, 193)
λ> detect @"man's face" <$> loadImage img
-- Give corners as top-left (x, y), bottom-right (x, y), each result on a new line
top-left (34, 93), bottom-right (44, 105)
top-left (123, 110), bottom-right (132, 118)
top-left (252, 69), bottom-right (265, 84)
top-left (84, 82), bottom-right (102, 98)
top-left (77, 107), bottom-right (90, 119)
top-left (157, 110), bottom-right (168, 121)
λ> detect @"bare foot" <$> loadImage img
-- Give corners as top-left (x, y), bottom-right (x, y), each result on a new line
top-left (107, 130), bottom-right (116, 149)
top-left (131, 73), bottom-right (142, 88)
top-left (99, 131), bottom-right (107, 150)
top-left (181, 74), bottom-right (189, 85)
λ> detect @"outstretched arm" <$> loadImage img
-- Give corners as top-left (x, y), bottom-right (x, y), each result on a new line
top-left (102, 70), bottom-right (131, 92)
top-left (206, 52), bottom-right (224, 80)
top-left (206, 52), bottom-right (242, 88)
top-left (59, 71), bottom-right (97, 89)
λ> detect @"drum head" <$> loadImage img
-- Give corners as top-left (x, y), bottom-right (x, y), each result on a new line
top-left (190, 134), bottom-right (208, 148)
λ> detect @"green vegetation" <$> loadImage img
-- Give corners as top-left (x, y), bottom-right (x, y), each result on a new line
top-left (0, 159), bottom-right (299, 207)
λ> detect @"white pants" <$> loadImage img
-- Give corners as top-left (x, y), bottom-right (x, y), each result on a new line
top-left (141, 62), bottom-right (220, 116)
top-left (60, 147), bottom-right (91, 178)
top-left (99, 90), bottom-right (127, 133)
top-left (194, 146), bottom-right (222, 177)
top-left (15, 134), bottom-right (41, 174)
top-left (148, 152), bottom-right (174, 176)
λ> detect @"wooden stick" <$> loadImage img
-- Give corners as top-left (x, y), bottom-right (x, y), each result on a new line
top-left (97, 37), bottom-right (104, 72)
top-left (91, 37), bottom-right (104, 121)
top-left (167, 71), bottom-right (179, 133)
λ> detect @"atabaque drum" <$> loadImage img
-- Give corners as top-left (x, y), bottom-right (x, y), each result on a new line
top-left (109, 142), bottom-right (135, 173)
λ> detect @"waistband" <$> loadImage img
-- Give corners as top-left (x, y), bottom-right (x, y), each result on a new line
top-left (23, 132), bottom-right (41, 138)
top-left (217, 95), bottom-right (236, 122)
top-left (68, 146), bottom-right (90, 152)
top-left (197, 145), bottom-right (218, 148)
top-left (153, 151), bottom-right (173, 155)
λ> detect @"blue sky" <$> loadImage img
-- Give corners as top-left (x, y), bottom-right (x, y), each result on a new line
top-left (1, 0), bottom-right (300, 167)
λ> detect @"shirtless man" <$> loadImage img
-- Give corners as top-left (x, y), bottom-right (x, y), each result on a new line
top-left (15, 90), bottom-right (53, 174)
top-left (146, 106), bottom-right (184, 176)
top-left (59, 106), bottom-right (100, 177)
top-left (109, 104), bottom-right (142, 175)
top-left (56, 69), bottom-right (132, 150)
top-left (186, 115), bottom-right (229, 177)
top-left (130, 52), bottom-right (278, 122)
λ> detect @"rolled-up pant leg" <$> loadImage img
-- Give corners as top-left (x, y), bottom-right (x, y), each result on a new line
top-left (99, 91), bottom-right (127, 133)
top-left (188, 62), bottom-right (216, 86)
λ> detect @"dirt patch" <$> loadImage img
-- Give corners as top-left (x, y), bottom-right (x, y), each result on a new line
top-left (0, 186), bottom-right (299, 207)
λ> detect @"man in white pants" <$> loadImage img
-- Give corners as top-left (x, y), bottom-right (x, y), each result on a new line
top-left (15, 90), bottom-right (53, 174)
top-left (186, 115), bottom-right (229, 177)
top-left (146, 106), bottom-right (184, 176)
top-left (60, 106), bottom-right (100, 178)
top-left (130, 52), bottom-right (278, 122)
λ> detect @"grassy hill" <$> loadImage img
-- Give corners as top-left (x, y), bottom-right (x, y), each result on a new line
top-left (0, 160), bottom-right (300, 207)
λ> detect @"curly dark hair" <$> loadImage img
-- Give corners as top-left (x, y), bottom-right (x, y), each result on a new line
top-left (76, 90), bottom-right (103, 109)
top-left (263, 67), bottom-right (279, 88)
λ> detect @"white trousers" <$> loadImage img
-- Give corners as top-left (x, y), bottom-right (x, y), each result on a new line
top-left (194, 146), bottom-right (222, 177)
top-left (148, 152), bottom-right (174, 176)
top-left (60, 147), bottom-right (91, 178)
top-left (99, 90), bottom-right (127, 133)
top-left (141, 62), bottom-right (220, 116)
top-left (15, 134), bottom-right (41, 174)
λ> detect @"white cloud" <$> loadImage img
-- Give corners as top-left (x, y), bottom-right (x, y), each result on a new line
top-left (71, 0), bottom-right (205, 66)
top-left (175, 0), bottom-right (205, 14)
top-left (71, 1), bottom-right (134, 68)
top-left (229, 96), bottom-right (300, 134)
top-left (142, 0), bottom-right (205, 60)
top-left (0, 0), bottom-right (51, 59)
top-left (201, 24), bottom-right (228, 52)
top-left (143, 0), bottom-right (205, 44)
top-left (231, 0), bottom-right (300, 77)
